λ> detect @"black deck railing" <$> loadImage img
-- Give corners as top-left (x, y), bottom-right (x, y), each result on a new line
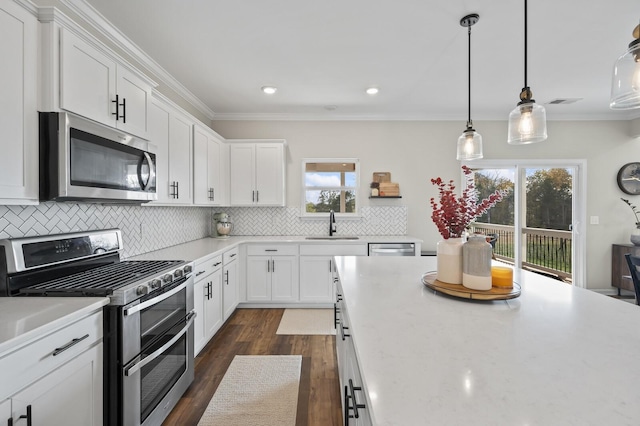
top-left (470, 223), bottom-right (572, 282)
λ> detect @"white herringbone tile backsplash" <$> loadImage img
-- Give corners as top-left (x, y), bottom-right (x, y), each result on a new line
top-left (0, 203), bottom-right (211, 259)
top-left (215, 206), bottom-right (407, 236)
top-left (0, 204), bottom-right (407, 259)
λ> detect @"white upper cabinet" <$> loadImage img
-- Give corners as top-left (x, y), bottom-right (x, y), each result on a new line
top-left (59, 29), bottom-right (152, 139)
top-left (149, 95), bottom-right (193, 205)
top-left (193, 124), bottom-right (228, 206)
top-left (0, 1), bottom-right (38, 204)
top-left (229, 140), bottom-right (285, 206)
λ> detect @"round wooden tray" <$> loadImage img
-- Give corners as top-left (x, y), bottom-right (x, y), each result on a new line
top-left (421, 272), bottom-right (521, 300)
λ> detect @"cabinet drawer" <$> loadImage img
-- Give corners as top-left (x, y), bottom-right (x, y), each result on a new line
top-left (223, 247), bottom-right (239, 264)
top-left (299, 244), bottom-right (367, 256)
top-left (247, 244), bottom-right (298, 256)
top-left (0, 310), bottom-right (102, 400)
top-left (194, 254), bottom-right (223, 280)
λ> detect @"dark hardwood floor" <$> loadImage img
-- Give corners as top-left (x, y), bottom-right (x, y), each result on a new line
top-left (162, 308), bottom-right (343, 426)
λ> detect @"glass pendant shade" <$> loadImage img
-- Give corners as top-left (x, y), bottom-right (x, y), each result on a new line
top-left (507, 101), bottom-right (547, 144)
top-left (457, 129), bottom-right (483, 160)
top-left (610, 40), bottom-right (640, 110)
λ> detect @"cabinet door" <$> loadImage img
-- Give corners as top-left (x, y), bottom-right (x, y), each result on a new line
top-left (246, 256), bottom-right (271, 301)
top-left (193, 279), bottom-right (206, 354)
top-left (271, 255), bottom-right (299, 302)
top-left (193, 125), bottom-right (225, 205)
top-left (208, 135), bottom-right (225, 205)
top-left (223, 259), bottom-right (239, 320)
top-left (168, 111), bottom-right (193, 204)
top-left (0, 398), bottom-right (9, 426)
top-left (193, 125), bottom-right (211, 205)
top-left (60, 29), bottom-right (116, 127)
top-left (255, 143), bottom-right (285, 206)
top-left (299, 256), bottom-right (334, 303)
top-left (115, 66), bottom-right (151, 139)
top-left (204, 269), bottom-right (223, 340)
top-left (11, 343), bottom-right (103, 426)
top-left (0, 2), bottom-right (38, 204)
top-left (149, 99), bottom-right (171, 203)
top-left (229, 144), bottom-right (256, 205)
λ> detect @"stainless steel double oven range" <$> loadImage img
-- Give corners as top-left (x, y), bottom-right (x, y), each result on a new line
top-left (0, 229), bottom-right (195, 426)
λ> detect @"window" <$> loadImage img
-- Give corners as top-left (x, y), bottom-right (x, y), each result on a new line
top-left (302, 159), bottom-right (359, 215)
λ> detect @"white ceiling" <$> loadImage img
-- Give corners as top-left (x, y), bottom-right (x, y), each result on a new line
top-left (81, 0), bottom-right (640, 121)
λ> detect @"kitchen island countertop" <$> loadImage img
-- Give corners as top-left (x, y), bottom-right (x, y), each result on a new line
top-left (334, 256), bottom-right (640, 425)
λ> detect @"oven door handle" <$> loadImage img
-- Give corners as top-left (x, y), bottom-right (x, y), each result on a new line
top-left (123, 310), bottom-right (196, 377)
top-left (124, 280), bottom-right (188, 316)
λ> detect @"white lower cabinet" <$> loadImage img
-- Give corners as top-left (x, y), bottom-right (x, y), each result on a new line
top-left (336, 281), bottom-right (372, 426)
top-left (246, 245), bottom-right (298, 302)
top-left (0, 310), bottom-right (103, 426)
top-left (193, 254), bottom-right (224, 354)
top-left (10, 344), bottom-right (103, 426)
top-left (299, 256), bottom-right (335, 303)
top-left (299, 244), bottom-right (367, 304)
top-left (222, 248), bottom-right (239, 320)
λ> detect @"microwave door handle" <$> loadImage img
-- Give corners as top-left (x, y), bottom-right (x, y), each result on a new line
top-left (137, 152), bottom-right (155, 191)
top-left (123, 310), bottom-right (196, 377)
top-left (124, 280), bottom-right (187, 316)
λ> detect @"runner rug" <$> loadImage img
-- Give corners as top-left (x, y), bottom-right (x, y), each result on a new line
top-left (197, 355), bottom-right (302, 426)
top-left (276, 308), bottom-right (336, 335)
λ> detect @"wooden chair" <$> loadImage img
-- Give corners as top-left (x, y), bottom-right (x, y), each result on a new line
top-left (623, 254), bottom-right (640, 305)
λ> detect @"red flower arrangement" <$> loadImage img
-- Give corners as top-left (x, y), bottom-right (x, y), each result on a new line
top-left (430, 166), bottom-right (506, 239)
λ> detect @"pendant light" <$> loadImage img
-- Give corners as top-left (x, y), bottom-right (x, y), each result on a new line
top-left (457, 13), bottom-right (482, 161)
top-left (610, 22), bottom-right (640, 110)
top-left (507, 0), bottom-right (547, 145)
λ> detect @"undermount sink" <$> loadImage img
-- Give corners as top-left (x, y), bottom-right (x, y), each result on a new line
top-left (305, 235), bottom-right (360, 240)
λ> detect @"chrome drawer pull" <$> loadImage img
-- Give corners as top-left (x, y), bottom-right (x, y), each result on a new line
top-left (52, 334), bottom-right (89, 356)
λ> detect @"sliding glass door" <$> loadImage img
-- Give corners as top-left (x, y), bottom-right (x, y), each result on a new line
top-left (465, 160), bottom-right (586, 287)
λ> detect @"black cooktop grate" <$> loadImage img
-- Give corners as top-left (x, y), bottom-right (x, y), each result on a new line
top-left (20, 260), bottom-right (184, 295)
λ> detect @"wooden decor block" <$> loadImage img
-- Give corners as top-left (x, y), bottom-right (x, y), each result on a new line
top-left (379, 182), bottom-right (399, 196)
top-left (372, 172), bottom-right (391, 183)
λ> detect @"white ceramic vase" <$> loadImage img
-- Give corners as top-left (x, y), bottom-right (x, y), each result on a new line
top-left (462, 235), bottom-right (493, 290)
top-left (436, 238), bottom-right (464, 284)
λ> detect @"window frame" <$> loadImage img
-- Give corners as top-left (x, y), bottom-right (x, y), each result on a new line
top-left (300, 158), bottom-right (360, 218)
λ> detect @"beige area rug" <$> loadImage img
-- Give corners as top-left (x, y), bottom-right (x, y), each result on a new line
top-left (197, 355), bottom-right (301, 426)
top-left (276, 308), bottom-right (337, 335)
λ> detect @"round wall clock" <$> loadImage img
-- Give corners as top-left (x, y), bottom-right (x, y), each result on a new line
top-left (617, 162), bottom-right (640, 195)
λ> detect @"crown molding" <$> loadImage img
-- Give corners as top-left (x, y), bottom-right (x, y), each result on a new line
top-left (59, 0), bottom-right (215, 120)
top-left (13, 0), bottom-right (38, 15)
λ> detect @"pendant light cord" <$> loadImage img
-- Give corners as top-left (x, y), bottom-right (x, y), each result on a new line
top-left (467, 25), bottom-right (472, 127)
top-left (524, 0), bottom-right (528, 89)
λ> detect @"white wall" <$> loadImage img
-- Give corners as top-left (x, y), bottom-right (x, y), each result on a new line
top-left (212, 119), bottom-right (637, 290)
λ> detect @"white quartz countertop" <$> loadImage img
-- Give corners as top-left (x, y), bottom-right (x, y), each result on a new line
top-left (0, 297), bottom-right (109, 355)
top-left (128, 235), bottom-right (422, 262)
top-left (334, 256), bottom-right (640, 426)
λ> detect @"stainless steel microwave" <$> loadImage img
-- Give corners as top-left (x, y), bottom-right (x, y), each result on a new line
top-left (39, 112), bottom-right (157, 203)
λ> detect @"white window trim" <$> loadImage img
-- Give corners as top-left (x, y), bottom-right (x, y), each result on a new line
top-left (300, 158), bottom-right (360, 218)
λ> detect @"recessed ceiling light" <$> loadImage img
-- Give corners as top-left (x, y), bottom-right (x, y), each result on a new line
top-left (261, 86), bottom-right (277, 95)
top-left (324, 105), bottom-right (338, 111)
top-left (366, 87), bottom-right (379, 95)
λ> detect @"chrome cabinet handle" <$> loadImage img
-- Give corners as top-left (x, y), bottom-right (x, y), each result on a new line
top-left (272, 259), bottom-right (275, 272)
top-left (124, 311), bottom-right (196, 376)
top-left (267, 259), bottom-right (270, 272)
top-left (52, 334), bottom-right (89, 356)
top-left (256, 190), bottom-right (259, 203)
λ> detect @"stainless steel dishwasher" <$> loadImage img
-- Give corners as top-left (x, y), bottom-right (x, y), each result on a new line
top-left (368, 242), bottom-right (416, 256)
